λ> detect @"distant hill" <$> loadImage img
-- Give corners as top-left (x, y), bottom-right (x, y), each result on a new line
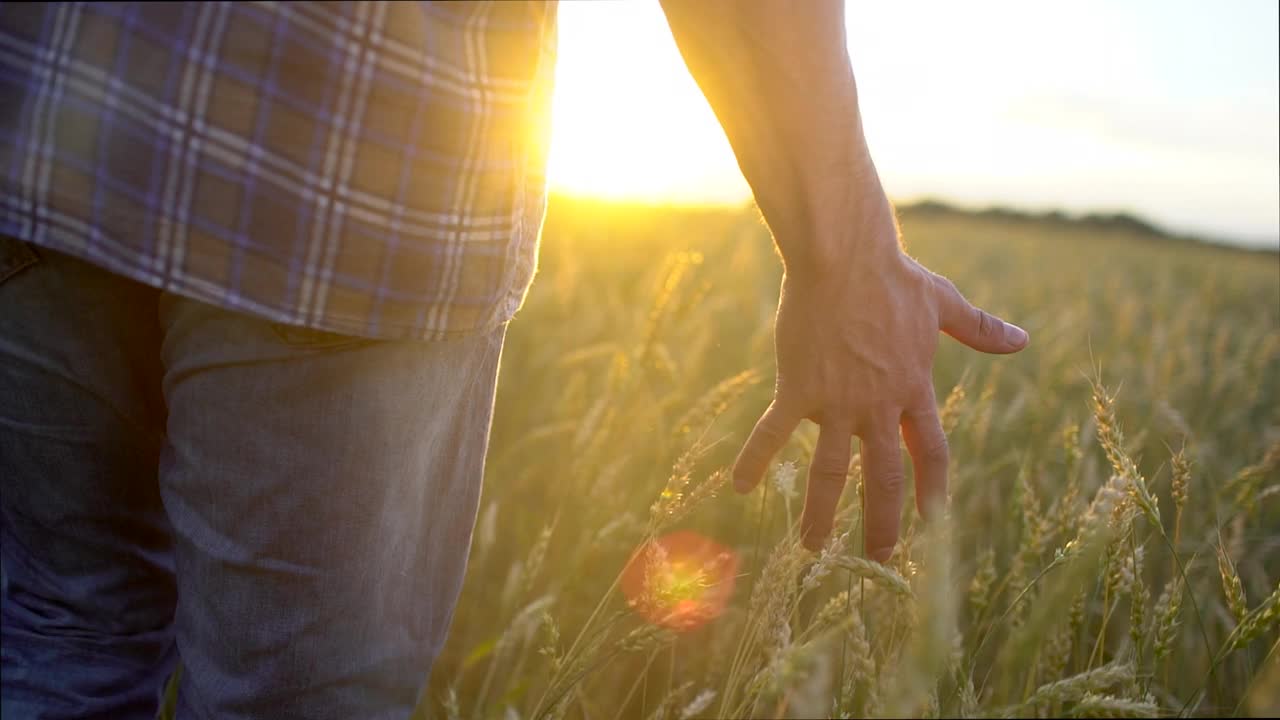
top-left (545, 192), bottom-right (1278, 256)
top-left (897, 198), bottom-right (1278, 256)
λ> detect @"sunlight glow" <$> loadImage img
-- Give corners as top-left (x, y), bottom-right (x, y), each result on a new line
top-left (547, 0), bottom-right (1279, 246)
top-left (547, 0), bottom-right (748, 205)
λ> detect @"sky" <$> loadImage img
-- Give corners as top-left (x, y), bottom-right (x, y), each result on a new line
top-left (546, 0), bottom-right (1280, 249)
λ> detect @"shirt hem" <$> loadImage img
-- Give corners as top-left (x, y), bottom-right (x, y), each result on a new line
top-left (11, 228), bottom-right (516, 343)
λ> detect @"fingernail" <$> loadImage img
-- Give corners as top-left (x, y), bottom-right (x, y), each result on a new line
top-left (1004, 322), bottom-right (1029, 347)
top-left (869, 545), bottom-right (893, 564)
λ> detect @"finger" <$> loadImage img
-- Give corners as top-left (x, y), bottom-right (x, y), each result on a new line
top-left (902, 400), bottom-right (949, 522)
top-left (861, 423), bottom-right (906, 563)
top-left (800, 420), bottom-right (852, 551)
top-left (932, 273), bottom-right (1029, 354)
top-left (733, 400), bottom-right (800, 494)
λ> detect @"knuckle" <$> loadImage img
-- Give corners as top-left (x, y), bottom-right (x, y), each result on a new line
top-left (863, 434), bottom-right (899, 458)
top-left (906, 262), bottom-right (933, 292)
top-left (811, 461), bottom-right (848, 484)
top-left (922, 435), bottom-right (950, 464)
top-left (874, 471), bottom-right (906, 495)
top-left (977, 309), bottom-right (997, 337)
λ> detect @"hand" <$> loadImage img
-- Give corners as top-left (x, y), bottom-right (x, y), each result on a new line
top-left (733, 193), bottom-right (1029, 557)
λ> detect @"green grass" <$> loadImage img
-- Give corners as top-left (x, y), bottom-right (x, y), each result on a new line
top-left (426, 196), bottom-right (1279, 719)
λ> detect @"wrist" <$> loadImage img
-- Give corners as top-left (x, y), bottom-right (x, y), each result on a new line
top-left (770, 160), bottom-right (902, 282)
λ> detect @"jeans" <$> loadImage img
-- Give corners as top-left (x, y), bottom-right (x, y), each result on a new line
top-left (0, 236), bottom-right (505, 719)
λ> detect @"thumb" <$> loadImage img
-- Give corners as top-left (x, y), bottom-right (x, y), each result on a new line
top-left (932, 273), bottom-right (1029, 354)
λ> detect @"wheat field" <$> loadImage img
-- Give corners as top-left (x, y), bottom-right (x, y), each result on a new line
top-left (418, 197), bottom-right (1279, 719)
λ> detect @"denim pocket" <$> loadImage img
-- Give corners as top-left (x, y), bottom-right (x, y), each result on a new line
top-left (0, 234), bottom-right (39, 286)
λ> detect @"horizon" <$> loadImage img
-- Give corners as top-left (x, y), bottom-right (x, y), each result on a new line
top-left (543, 189), bottom-right (1280, 253)
top-left (547, 0), bottom-right (1280, 250)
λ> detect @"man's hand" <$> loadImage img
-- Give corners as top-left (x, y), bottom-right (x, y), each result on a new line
top-left (659, 0), bottom-right (1030, 557)
top-left (731, 187), bottom-right (1029, 557)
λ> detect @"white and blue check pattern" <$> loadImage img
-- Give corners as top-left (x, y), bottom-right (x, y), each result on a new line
top-left (0, 1), bottom-right (557, 339)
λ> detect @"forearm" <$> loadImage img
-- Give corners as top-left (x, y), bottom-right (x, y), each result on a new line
top-left (659, 0), bottom-right (897, 278)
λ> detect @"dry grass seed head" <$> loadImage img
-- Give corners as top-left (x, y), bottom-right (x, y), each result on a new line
top-left (1216, 543), bottom-right (1248, 625)
top-left (1150, 577), bottom-right (1183, 664)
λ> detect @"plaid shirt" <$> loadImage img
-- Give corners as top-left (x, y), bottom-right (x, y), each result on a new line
top-left (0, 1), bottom-right (557, 340)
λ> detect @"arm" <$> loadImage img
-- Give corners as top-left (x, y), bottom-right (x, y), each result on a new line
top-left (660, 0), bottom-right (1029, 557)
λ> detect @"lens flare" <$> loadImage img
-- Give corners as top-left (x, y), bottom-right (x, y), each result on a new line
top-left (621, 530), bottom-right (739, 631)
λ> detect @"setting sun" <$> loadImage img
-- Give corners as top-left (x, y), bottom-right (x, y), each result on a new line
top-left (548, 0), bottom-right (1278, 247)
top-left (547, 0), bottom-right (749, 205)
